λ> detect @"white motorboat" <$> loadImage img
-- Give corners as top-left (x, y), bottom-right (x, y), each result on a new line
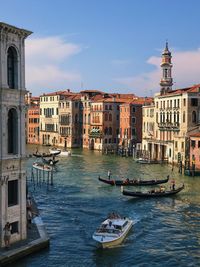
top-left (49, 148), bottom-right (61, 156)
top-left (32, 162), bottom-right (52, 172)
top-left (49, 148), bottom-right (71, 156)
top-left (59, 150), bottom-right (71, 156)
top-left (92, 214), bottom-right (133, 248)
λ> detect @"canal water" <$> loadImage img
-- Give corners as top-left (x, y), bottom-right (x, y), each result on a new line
top-left (13, 146), bottom-right (200, 267)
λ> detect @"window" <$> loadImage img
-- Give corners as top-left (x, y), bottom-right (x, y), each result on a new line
top-left (7, 46), bottom-right (18, 89)
top-left (198, 141), bottom-right (200, 148)
top-left (8, 180), bottom-right (18, 206)
top-left (191, 98), bottom-right (198, 106)
top-left (191, 140), bottom-right (196, 148)
top-left (11, 221), bottom-right (19, 234)
top-left (132, 117), bottom-right (136, 124)
top-left (8, 109), bottom-right (18, 154)
top-left (109, 114), bottom-right (112, 121)
top-left (192, 111), bottom-right (197, 123)
top-left (175, 141), bottom-right (178, 149)
top-left (183, 98), bottom-right (186, 106)
top-left (183, 111), bottom-right (185, 123)
top-left (132, 107), bottom-right (136, 112)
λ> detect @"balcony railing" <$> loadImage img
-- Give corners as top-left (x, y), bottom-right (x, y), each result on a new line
top-left (158, 122), bottom-right (180, 130)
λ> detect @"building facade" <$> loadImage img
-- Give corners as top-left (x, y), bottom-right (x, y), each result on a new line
top-left (142, 43), bottom-right (200, 164)
top-left (25, 93), bottom-right (40, 144)
top-left (0, 22), bottom-right (32, 246)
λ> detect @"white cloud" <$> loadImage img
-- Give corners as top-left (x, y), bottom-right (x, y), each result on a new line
top-left (25, 36), bottom-right (82, 95)
top-left (114, 47), bottom-right (200, 96)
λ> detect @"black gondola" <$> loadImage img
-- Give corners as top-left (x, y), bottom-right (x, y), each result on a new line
top-left (33, 152), bottom-right (53, 158)
top-left (42, 158), bottom-right (59, 165)
top-left (122, 184), bottom-right (184, 198)
top-left (98, 175), bottom-right (169, 186)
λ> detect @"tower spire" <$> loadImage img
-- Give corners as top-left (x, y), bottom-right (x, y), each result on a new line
top-left (160, 42), bottom-right (173, 95)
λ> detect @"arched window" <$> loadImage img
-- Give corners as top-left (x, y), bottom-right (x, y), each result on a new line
top-left (7, 46), bottom-right (18, 89)
top-left (177, 112), bottom-right (179, 123)
top-left (192, 111), bottom-right (197, 123)
top-left (109, 114), bottom-right (112, 121)
top-left (75, 114), bottom-right (78, 123)
top-left (183, 111), bottom-right (185, 123)
top-left (104, 127), bottom-right (108, 135)
top-left (105, 113), bottom-right (108, 121)
top-left (8, 108), bottom-right (18, 154)
top-left (88, 114), bottom-right (90, 124)
top-left (84, 114), bottom-right (87, 124)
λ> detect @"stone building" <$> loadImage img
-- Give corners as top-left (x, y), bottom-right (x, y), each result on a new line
top-left (142, 43), bottom-right (200, 164)
top-left (0, 22), bottom-right (32, 246)
top-left (39, 91), bottom-right (64, 146)
top-left (59, 92), bottom-right (82, 148)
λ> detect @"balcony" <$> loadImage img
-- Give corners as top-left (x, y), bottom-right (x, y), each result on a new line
top-left (89, 128), bottom-right (102, 138)
top-left (158, 122), bottom-right (180, 131)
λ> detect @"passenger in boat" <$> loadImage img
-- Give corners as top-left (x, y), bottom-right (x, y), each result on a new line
top-left (171, 179), bottom-right (175, 190)
top-left (107, 221), bottom-right (115, 232)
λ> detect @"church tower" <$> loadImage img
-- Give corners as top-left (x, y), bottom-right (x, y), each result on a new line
top-left (160, 42), bottom-right (173, 95)
top-left (0, 22), bottom-right (32, 246)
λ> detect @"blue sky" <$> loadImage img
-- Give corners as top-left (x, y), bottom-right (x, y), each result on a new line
top-left (1, 0), bottom-right (200, 96)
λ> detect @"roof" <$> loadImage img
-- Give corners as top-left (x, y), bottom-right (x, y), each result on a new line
top-left (189, 132), bottom-right (200, 137)
top-left (0, 22), bottom-right (32, 36)
top-left (159, 84), bottom-right (200, 97)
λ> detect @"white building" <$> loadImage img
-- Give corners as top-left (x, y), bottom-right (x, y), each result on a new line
top-left (0, 22), bottom-right (32, 246)
top-left (142, 43), bottom-right (200, 164)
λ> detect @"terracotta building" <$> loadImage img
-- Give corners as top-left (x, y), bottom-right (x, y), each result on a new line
top-left (26, 93), bottom-right (40, 144)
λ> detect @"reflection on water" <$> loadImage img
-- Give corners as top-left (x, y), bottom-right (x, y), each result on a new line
top-left (12, 145), bottom-right (200, 267)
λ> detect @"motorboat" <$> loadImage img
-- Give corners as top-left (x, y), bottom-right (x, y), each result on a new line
top-left (49, 148), bottom-right (61, 156)
top-left (59, 150), bottom-right (71, 156)
top-left (49, 148), bottom-right (71, 156)
top-left (92, 214), bottom-right (133, 248)
top-left (32, 162), bottom-right (52, 172)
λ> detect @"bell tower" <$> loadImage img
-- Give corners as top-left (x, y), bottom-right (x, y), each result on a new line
top-left (0, 22), bottom-right (32, 246)
top-left (160, 42), bottom-right (173, 95)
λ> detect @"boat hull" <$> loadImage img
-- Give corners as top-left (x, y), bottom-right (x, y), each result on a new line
top-left (98, 176), bottom-right (169, 186)
top-left (93, 220), bottom-right (133, 248)
top-left (122, 185), bottom-right (184, 198)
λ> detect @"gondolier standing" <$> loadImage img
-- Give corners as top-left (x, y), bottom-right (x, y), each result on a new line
top-left (108, 170), bottom-right (111, 180)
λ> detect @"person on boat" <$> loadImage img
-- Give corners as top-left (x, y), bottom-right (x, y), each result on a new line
top-left (108, 170), bottom-right (111, 180)
top-left (171, 179), bottom-right (175, 190)
top-left (107, 220), bottom-right (115, 232)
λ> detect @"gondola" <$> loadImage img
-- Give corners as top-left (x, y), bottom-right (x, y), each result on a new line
top-left (122, 184), bottom-right (184, 198)
top-left (42, 158), bottom-right (59, 165)
top-left (98, 175), bottom-right (169, 186)
top-left (33, 152), bottom-right (53, 158)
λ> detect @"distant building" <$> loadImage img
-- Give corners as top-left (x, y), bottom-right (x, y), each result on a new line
top-left (142, 43), bottom-right (200, 163)
top-left (189, 133), bottom-right (200, 170)
top-left (0, 22), bottom-right (32, 247)
top-left (81, 90), bottom-right (103, 149)
top-left (59, 93), bottom-right (82, 148)
top-left (119, 98), bottom-right (152, 152)
top-left (25, 92), bottom-right (40, 144)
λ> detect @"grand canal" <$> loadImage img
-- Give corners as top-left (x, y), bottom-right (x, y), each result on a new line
top-left (13, 146), bottom-right (200, 267)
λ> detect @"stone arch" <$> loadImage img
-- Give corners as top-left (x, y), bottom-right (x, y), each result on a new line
top-left (7, 46), bottom-right (18, 89)
top-left (8, 108), bottom-right (18, 154)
